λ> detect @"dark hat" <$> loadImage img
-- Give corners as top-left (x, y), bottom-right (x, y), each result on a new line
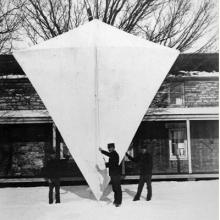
top-left (107, 143), bottom-right (115, 148)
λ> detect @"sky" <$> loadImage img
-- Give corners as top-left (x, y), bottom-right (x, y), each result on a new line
top-left (12, 0), bottom-right (219, 53)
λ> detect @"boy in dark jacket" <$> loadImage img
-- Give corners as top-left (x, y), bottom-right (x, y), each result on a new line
top-left (126, 144), bottom-right (153, 201)
top-left (43, 149), bottom-right (69, 204)
top-left (99, 143), bottom-right (122, 207)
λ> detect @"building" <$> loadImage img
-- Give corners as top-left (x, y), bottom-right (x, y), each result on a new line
top-left (0, 53), bottom-right (218, 184)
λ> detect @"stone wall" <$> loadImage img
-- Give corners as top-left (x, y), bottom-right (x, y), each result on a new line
top-left (125, 121), bottom-right (189, 175)
top-left (8, 142), bottom-right (45, 176)
top-left (0, 124), bottom-right (53, 177)
top-left (0, 79), bottom-right (45, 110)
top-left (185, 81), bottom-right (219, 107)
top-left (150, 79), bottom-right (219, 108)
top-left (0, 77), bottom-right (218, 178)
top-left (0, 78), bottom-right (218, 111)
top-left (125, 120), bottom-right (219, 175)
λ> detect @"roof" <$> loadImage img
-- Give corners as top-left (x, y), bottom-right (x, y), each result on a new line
top-left (144, 107), bottom-right (219, 121)
top-left (167, 70), bottom-right (219, 79)
top-left (0, 53), bottom-right (218, 77)
top-left (0, 110), bottom-right (51, 124)
top-left (169, 53), bottom-right (219, 75)
top-left (1, 108), bottom-right (218, 123)
top-left (0, 55), bottom-right (24, 75)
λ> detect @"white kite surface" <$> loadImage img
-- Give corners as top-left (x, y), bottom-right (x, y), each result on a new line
top-left (13, 19), bottom-right (179, 200)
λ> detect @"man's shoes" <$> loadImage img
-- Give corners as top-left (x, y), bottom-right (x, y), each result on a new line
top-left (133, 197), bottom-right (140, 201)
top-left (113, 201), bottom-right (121, 207)
top-left (146, 198), bottom-right (151, 201)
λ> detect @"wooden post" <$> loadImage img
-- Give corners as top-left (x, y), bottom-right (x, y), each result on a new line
top-left (52, 123), bottom-right (56, 150)
top-left (56, 127), bottom-right (61, 159)
top-left (122, 158), bottom-right (125, 175)
top-left (186, 120), bottom-right (192, 173)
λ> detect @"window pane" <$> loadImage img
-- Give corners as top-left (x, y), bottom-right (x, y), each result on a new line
top-left (169, 83), bottom-right (183, 106)
top-left (171, 130), bottom-right (186, 157)
top-left (170, 97), bottom-right (183, 105)
top-left (172, 143), bottom-right (178, 156)
top-left (170, 84), bottom-right (182, 93)
top-left (170, 93), bottom-right (182, 99)
top-left (177, 130), bottom-right (184, 143)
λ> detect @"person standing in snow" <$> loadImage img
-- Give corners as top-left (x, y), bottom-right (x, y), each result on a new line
top-left (99, 143), bottom-right (122, 207)
top-left (126, 144), bottom-right (153, 201)
top-left (43, 149), bottom-right (69, 204)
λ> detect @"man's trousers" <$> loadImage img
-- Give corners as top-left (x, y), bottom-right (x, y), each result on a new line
top-left (135, 174), bottom-right (152, 200)
top-left (49, 178), bottom-right (60, 204)
top-left (111, 174), bottom-right (122, 205)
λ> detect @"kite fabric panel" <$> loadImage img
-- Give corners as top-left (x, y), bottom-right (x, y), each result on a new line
top-left (13, 19), bottom-right (179, 200)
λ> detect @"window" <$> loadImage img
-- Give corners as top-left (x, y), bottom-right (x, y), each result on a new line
top-left (169, 129), bottom-right (187, 160)
top-left (150, 82), bottom-right (185, 108)
top-left (60, 141), bottom-right (73, 160)
top-left (169, 82), bottom-right (184, 106)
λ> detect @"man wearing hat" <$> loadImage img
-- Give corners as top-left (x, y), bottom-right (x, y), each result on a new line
top-left (126, 144), bottom-right (153, 201)
top-left (99, 143), bottom-right (122, 207)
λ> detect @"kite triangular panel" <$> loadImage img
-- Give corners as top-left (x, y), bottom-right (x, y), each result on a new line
top-left (13, 19), bottom-right (179, 200)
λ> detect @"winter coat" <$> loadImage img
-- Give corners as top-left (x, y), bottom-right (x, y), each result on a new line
top-left (127, 152), bottom-right (153, 175)
top-left (101, 150), bottom-right (121, 176)
top-left (43, 156), bottom-right (69, 179)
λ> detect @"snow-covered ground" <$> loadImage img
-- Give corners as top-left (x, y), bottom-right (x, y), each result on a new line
top-left (0, 180), bottom-right (218, 220)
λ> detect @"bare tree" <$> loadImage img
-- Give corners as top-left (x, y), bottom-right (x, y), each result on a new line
top-left (14, 0), bottom-right (218, 53)
top-left (0, 0), bottom-right (24, 54)
top-left (15, 0), bottom-right (87, 44)
top-left (138, 0), bottom-right (218, 53)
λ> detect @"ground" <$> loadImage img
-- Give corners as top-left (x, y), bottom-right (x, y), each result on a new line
top-left (0, 180), bottom-right (218, 220)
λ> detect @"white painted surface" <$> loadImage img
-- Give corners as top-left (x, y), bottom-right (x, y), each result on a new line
top-left (13, 19), bottom-right (179, 200)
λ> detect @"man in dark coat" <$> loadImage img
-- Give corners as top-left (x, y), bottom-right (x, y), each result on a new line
top-left (43, 149), bottom-right (69, 204)
top-left (99, 143), bottom-right (122, 207)
top-left (126, 144), bottom-right (153, 201)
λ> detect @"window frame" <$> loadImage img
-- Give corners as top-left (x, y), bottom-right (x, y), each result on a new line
top-left (169, 128), bottom-right (188, 160)
top-left (60, 140), bottom-right (73, 160)
top-left (168, 82), bottom-right (185, 106)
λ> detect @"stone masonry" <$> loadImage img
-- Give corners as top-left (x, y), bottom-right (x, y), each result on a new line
top-left (0, 79), bottom-right (45, 111)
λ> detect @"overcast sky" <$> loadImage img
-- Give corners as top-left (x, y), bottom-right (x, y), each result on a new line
top-left (13, 0), bottom-right (219, 53)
